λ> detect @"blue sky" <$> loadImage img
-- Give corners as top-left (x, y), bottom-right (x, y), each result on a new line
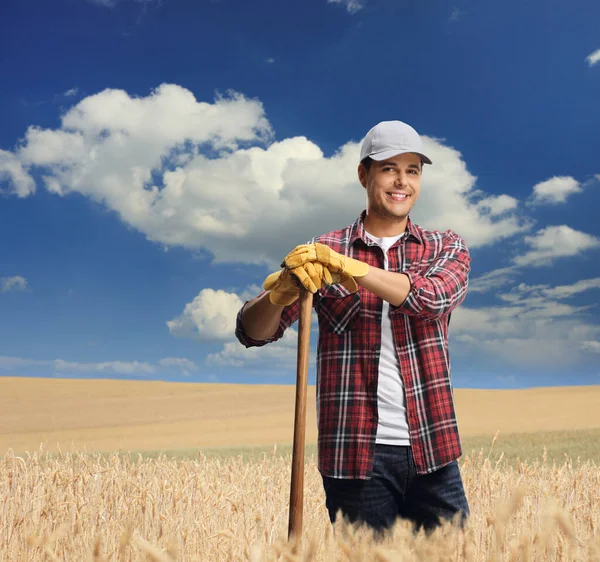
top-left (1, 0), bottom-right (599, 388)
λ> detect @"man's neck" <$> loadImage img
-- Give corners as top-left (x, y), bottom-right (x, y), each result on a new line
top-left (363, 213), bottom-right (408, 238)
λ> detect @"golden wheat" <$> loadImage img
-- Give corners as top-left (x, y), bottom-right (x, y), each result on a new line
top-left (1, 445), bottom-right (599, 561)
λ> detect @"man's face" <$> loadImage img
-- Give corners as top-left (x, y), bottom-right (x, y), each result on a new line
top-left (358, 152), bottom-right (422, 222)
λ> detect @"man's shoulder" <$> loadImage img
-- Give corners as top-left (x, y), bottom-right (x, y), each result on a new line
top-left (412, 222), bottom-right (468, 246)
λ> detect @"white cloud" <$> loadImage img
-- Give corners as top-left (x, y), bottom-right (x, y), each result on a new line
top-left (54, 359), bottom-right (156, 374)
top-left (4, 84), bottom-right (528, 270)
top-left (531, 176), bottom-right (582, 205)
top-left (64, 88), bottom-right (79, 97)
top-left (0, 276), bottom-right (28, 293)
top-left (206, 328), bottom-right (302, 369)
top-left (158, 357), bottom-right (199, 375)
top-left (513, 225), bottom-right (600, 267)
top-left (452, 279), bottom-right (600, 368)
top-left (585, 48), bottom-right (600, 67)
top-left (0, 356), bottom-right (48, 369)
top-left (468, 267), bottom-right (521, 294)
top-left (238, 284), bottom-right (263, 302)
top-left (0, 355), bottom-right (197, 376)
top-left (167, 288), bottom-right (244, 341)
top-left (581, 341), bottom-right (600, 353)
top-left (475, 194), bottom-right (518, 216)
top-left (0, 150), bottom-right (35, 197)
top-left (534, 278), bottom-right (600, 299)
top-left (327, 0), bottom-right (363, 14)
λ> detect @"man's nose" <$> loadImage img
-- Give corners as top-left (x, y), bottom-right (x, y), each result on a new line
top-left (395, 172), bottom-right (408, 186)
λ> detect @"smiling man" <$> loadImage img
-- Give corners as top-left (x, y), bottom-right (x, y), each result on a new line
top-left (236, 121), bottom-right (471, 535)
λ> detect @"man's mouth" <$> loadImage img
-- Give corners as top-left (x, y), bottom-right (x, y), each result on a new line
top-left (386, 192), bottom-right (409, 202)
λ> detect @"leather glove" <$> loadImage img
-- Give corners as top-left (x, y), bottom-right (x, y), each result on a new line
top-left (282, 242), bottom-right (369, 279)
top-left (264, 261), bottom-right (358, 305)
top-left (263, 268), bottom-right (302, 306)
top-left (289, 263), bottom-right (359, 294)
top-left (263, 262), bottom-right (338, 305)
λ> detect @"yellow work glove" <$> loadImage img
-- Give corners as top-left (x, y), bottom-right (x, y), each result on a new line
top-left (263, 263), bottom-right (338, 305)
top-left (282, 242), bottom-right (369, 279)
top-left (263, 268), bottom-right (302, 306)
top-left (264, 261), bottom-right (358, 305)
top-left (289, 263), bottom-right (359, 294)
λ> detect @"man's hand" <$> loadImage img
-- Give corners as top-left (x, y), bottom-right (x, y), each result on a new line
top-left (263, 268), bottom-right (302, 306)
top-left (264, 259), bottom-right (360, 305)
top-left (283, 242), bottom-right (370, 278)
top-left (289, 263), bottom-right (359, 294)
top-left (264, 262), bottom-right (341, 305)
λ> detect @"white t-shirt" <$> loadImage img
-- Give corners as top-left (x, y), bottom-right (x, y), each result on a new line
top-left (364, 231), bottom-right (411, 446)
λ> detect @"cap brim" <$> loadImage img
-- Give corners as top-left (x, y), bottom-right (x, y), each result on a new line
top-left (370, 149), bottom-right (432, 165)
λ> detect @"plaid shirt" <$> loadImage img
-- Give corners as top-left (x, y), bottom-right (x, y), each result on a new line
top-left (235, 211), bottom-right (471, 478)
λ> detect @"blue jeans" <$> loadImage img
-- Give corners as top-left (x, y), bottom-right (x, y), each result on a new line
top-left (321, 444), bottom-right (469, 534)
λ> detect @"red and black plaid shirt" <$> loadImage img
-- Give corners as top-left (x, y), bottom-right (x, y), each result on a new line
top-left (236, 211), bottom-right (471, 478)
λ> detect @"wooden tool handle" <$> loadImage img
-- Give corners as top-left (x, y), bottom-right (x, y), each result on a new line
top-left (288, 287), bottom-right (313, 540)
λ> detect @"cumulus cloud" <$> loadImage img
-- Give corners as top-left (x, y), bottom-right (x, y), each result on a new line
top-left (513, 225), bottom-right (600, 267)
top-left (0, 356), bottom-right (48, 369)
top-left (327, 0), bottom-right (363, 14)
top-left (1, 276), bottom-right (28, 293)
top-left (166, 285), bottom-right (314, 371)
top-left (206, 328), bottom-right (301, 369)
top-left (0, 355), bottom-right (197, 376)
top-left (3, 84), bottom-right (528, 269)
top-left (586, 48), bottom-right (600, 67)
top-left (167, 288), bottom-right (244, 341)
top-left (536, 278), bottom-right (600, 299)
top-left (581, 341), bottom-right (600, 353)
top-left (0, 150), bottom-right (35, 197)
top-left (475, 194), bottom-right (518, 216)
top-left (530, 176), bottom-right (582, 205)
top-left (54, 359), bottom-right (156, 374)
top-left (452, 278), bottom-right (600, 367)
top-left (158, 357), bottom-right (199, 375)
top-left (468, 267), bottom-right (521, 294)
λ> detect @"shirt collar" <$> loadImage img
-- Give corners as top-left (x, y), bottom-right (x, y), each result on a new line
top-left (349, 210), bottom-right (423, 246)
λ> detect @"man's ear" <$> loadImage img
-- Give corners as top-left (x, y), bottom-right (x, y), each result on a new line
top-left (357, 163), bottom-right (368, 188)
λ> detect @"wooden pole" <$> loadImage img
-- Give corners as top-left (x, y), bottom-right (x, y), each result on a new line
top-left (288, 287), bottom-right (313, 541)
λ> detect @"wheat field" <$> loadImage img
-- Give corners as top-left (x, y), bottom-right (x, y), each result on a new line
top-left (1, 445), bottom-right (599, 561)
top-left (1, 378), bottom-right (599, 561)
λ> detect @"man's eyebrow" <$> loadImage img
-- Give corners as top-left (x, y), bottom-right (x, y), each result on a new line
top-left (377, 161), bottom-right (421, 169)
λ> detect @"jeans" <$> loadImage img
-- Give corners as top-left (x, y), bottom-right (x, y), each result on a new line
top-left (321, 444), bottom-right (469, 534)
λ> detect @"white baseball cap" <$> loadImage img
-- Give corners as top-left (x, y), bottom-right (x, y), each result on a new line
top-left (359, 120), bottom-right (432, 165)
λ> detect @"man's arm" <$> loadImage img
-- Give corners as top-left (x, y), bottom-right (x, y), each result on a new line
top-left (356, 268), bottom-right (412, 307)
top-left (356, 232), bottom-right (471, 318)
top-left (240, 292), bottom-right (285, 341)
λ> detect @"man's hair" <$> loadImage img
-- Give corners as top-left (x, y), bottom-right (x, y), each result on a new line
top-left (360, 156), bottom-right (423, 172)
top-left (360, 157), bottom-right (374, 171)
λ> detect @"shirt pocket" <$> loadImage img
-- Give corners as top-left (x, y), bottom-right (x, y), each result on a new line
top-left (316, 284), bottom-right (361, 334)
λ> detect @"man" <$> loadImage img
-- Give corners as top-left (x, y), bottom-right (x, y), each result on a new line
top-left (235, 120), bottom-right (471, 535)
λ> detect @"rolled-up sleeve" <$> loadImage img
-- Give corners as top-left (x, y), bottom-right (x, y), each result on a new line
top-left (235, 292), bottom-right (301, 348)
top-left (393, 231), bottom-right (471, 320)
